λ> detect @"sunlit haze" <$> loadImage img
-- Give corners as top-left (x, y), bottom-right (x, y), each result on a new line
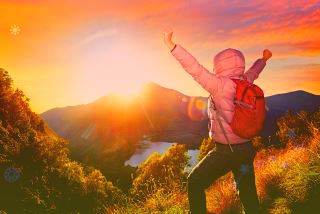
top-left (1, 0), bottom-right (319, 113)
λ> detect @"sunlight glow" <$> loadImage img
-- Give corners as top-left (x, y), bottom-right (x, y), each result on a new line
top-left (2, 1), bottom-right (319, 113)
top-left (72, 31), bottom-right (153, 105)
top-left (109, 83), bottom-right (144, 101)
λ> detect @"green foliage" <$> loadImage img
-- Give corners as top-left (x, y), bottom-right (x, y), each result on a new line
top-left (276, 109), bottom-right (320, 147)
top-left (279, 153), bottom-right (310, 202)
top-left (198, 137), bottom-right (215, 161)
top-left (0, 68), bottom-right (123, 213)
top-left (2, 67), bottom-right (320, 213)
top-left (118, 109), bottom-right (320, 214)
top-left (206, 173), bottom-right (243, 214)
top-left (269, 198), bottom-right (292, 214)
top-left (130, 144), bottom-right (189, 201)
top-left (251, 136), bottom-right (266, 151)
top-left (204, 109), bottom-right (320, 213)
top-left (110, 144), bottom-right (190, 213)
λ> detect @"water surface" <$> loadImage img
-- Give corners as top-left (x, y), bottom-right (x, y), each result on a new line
top-left (125, 141), bottom-right (199, 172)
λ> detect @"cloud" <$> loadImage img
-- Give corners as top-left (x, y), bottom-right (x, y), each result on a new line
top-left (260, 63), bottom-right (320, 96)
top-left (77, 28), bottom-right (118, 47)
top-left (281, 64), bottom-right (320, 81)
top-left (4, 0), bottom-right (319, 52)
top-left (188, 0), bottom-right (320, 57)
top-left (2, 0), bottom-right (319, 111)
top-left (141, 0), bottom-right (320, 57)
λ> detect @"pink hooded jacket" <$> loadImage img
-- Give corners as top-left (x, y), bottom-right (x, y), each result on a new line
top-left (171, 44), bottom-right (267, 144)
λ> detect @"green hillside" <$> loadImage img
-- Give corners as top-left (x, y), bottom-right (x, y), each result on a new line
top-left (0, 68), bottom-right (124, 213)
top-left (1, 67), bottom-right (320, 214)
top-left (110, 109), bottom-right (320, 214)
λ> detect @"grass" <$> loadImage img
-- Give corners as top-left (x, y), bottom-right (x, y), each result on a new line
top-left (107, 189), bottom-right (189, 213)
top-left (109, 111), bottom-right (320, 214)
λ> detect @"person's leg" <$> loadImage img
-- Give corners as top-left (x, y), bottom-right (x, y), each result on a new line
top-left (232, 143), bottom-right (260, 214)
top-left (188, 144), bottom-right (233, 214)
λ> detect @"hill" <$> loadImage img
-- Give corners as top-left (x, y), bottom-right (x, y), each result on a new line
top-left (0, 68), bottom-right (123, 213)
top-left (41, 83), bottom-right (210, 189)
top-left (41, 83), bottom-right (320, 190)
top-left (42, 83), bottom-right (320, 147)
top-left (42, 82), bottom-right (208, 147)
top-left (2, 67), bottom-right (320, 213)
top-left (262, 90), bottom-right (320, 141)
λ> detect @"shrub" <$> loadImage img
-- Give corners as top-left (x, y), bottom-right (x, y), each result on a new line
top-left (130, 144), bottom-right (189, 201)
top-left (198, 137), bottom-right (215, 161)
top-left (0, 68), bottom-right (123, 213)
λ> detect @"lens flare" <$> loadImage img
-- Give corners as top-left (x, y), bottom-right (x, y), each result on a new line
top-left (187, 97), bottom-right (207, 121)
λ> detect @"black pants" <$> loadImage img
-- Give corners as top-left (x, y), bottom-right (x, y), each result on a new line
top-left (187, 141), bottom-right (260, 214)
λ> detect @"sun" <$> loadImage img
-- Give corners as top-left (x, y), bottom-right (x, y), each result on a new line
top-left (110, 82), bottom-right (143, 100)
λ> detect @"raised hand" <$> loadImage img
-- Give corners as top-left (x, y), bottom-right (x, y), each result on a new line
top-left (163, 27), bottom-right (176, 51)
top-left (262, 49), bottom-right (272, 61)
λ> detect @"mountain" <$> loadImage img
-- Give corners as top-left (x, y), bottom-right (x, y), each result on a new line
top-left (42, 85), bottom-right (320, 146)
top-left (266, 90), bottom-right (320, 112)
top-left (0, 68), bottom-right (122, 213)
top-left (262, 90), bottom-right (320, 140)
top-left (42, 83), bottom-right (209, 150)
top-left (41, 83), bottom-right (209, 187)
top-left (41, 84), bottom-right (320, 180)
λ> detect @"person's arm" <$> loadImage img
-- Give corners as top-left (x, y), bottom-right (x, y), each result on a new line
top-left (243, 49), bottom-right (272, 83)
top-left (163, 30), bottom-right (220, 95)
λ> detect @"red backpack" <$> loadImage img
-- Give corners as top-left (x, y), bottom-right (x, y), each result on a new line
top-left (230, 78), bottom-right (266, 139)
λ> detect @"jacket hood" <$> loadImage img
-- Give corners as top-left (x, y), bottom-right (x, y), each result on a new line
top-left (213, 48), bottom-right (245, 78)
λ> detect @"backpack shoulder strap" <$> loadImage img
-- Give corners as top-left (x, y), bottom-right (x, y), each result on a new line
top-left (209, 95), bottom-right (229, 122)
top-left (209, 95), bottom-right (234, 152)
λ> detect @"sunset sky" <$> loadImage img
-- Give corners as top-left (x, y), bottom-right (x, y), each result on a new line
top-left (1, 0), bottom-right (319, 113)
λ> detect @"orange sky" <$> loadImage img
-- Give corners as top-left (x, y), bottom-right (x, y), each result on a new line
top-left (1, 0), bottom-right (320, 113)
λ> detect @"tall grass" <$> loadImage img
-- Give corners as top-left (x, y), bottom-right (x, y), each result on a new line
top-left (109, 110), bottom-right (320, 213)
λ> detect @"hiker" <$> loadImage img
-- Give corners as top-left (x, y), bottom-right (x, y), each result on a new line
top-left (163, 30), bottom-right (272, 214)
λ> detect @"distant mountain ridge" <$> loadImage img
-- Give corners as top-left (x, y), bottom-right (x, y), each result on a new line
top-left (42, 82), bottom-right (209, 148)
top-left (41, 83), bottom-right (209, 181)
top-left (41, 83), bottom-right (320, 171)
top-left (262, 90), bottom-right (320, 139)
top-left (265, 90), bottom-right (319, 111)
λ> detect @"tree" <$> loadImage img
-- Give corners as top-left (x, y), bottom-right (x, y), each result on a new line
top-left (130, 144), bottom-right (189, 200)
top-left (0, 68), bottom-right (123, 213)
